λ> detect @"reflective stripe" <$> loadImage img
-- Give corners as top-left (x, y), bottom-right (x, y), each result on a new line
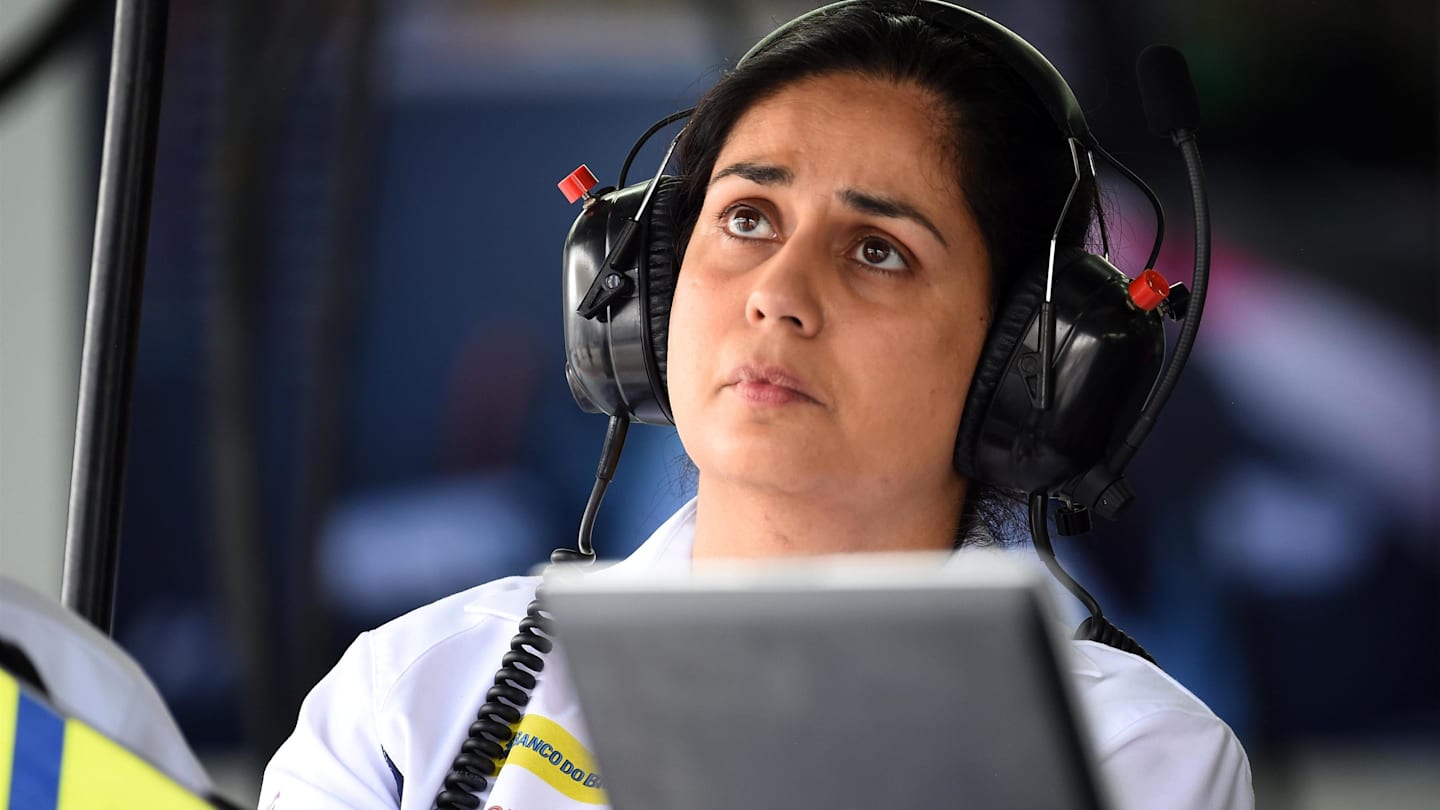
top-left (10, 689), bottom-right (63, 810)
top-left (0, 674), bottom-right (16, 807)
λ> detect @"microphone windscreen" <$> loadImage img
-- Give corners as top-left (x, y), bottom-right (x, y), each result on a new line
top-left (1136, 45), bottom-right (1202, 136)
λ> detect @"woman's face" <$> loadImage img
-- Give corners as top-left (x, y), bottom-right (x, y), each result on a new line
top-left (668, 72), bottom-right (992, 513)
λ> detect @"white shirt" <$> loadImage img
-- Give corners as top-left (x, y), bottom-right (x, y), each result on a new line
top-left (260, 499), bottom-right (1252, 809)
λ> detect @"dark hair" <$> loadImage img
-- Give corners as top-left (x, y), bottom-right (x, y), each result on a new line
top-left (672, 1), bottom-right (1097, 545)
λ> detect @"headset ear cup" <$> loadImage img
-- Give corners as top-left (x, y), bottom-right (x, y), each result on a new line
top-left (639, 176), bottom-right (682, 423)
top-left (955, 249), bottom-right (1166, 495)
top-left (955, 269), bottom-right (1043, 478)
top-left (954, 249), bottom-right (1081, 480)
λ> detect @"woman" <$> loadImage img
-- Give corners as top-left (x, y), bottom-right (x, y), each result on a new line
top-left (260, 3), bottom-right (1251, 808)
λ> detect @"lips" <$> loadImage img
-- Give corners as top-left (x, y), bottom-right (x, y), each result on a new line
top-left (725, 364), bottom-right (821, 406)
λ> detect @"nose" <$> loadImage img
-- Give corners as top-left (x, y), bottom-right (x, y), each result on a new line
top-left (745, 237), bottom-right (824, 337)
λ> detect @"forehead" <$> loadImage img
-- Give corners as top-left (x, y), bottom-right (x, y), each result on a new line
top-left (714, 73), bottom-right (959, 197)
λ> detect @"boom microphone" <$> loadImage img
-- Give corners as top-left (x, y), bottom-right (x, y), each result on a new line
top-left (1136, 45), bottom-right (1202, 136)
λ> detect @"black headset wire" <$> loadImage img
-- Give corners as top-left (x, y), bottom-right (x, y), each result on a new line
top-left (1091, 142), bottom-right (1165, 272)
top-left (1087, 142), bottom-right (1173, 434)
top-left (1090, 172), bottom-right (1112, 261)
top-left (433, 414), bottom-right (629, 810)
top-left (1107, 130), bottom-right (1207, 472)
top-left (617, 107), bottom-right (695, 188)
top-left (565, 415), bottom-right (630, 561)
top-left (1028, 493), bottom-right (1156, 665)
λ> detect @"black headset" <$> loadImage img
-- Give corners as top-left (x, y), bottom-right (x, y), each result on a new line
top-left (559, 0), bottom-right (1192, 520)
top-left (435, 5), bottom-right (1208, 806)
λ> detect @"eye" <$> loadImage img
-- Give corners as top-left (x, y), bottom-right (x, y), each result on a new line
top-left (720, 204), bottom-right (777, 240)
top-left (851, 236), bottom-right (909, 273)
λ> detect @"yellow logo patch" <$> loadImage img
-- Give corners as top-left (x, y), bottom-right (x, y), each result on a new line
top-left (502, 714), bottom-right (608, 804)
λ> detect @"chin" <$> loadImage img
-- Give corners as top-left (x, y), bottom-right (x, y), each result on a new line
top-left (696, 434), bottom-right (835, 496)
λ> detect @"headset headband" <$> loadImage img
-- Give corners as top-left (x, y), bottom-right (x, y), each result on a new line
top-left (739, 0), bottom-right (1095, 144)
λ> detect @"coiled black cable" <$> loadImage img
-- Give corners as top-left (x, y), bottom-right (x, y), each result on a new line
top-left (1028, 493), bottom-right (1157, 666)
top-left (432, 415), bottom-right (628, 810)
top-left (433, 596), bottom-right (557, 809)
top-left (1075, 615), bottom-right (1153, 663)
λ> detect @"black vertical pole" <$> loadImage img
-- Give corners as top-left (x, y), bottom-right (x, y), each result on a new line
top-left (61, 0), bottom-right (170, 635)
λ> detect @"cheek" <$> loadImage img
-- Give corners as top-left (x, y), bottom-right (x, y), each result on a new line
top-left (664, 271), bottom-right (713, 421)
top-left (931, 317), bottom-right (989, 416)
top-left (908, 348), bottom-right (972, 429)
top-left (865, 314), bottom-right (985, 446)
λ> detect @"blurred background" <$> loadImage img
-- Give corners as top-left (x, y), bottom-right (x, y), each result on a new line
top-left (1, 0), bottom-right (1435, 806)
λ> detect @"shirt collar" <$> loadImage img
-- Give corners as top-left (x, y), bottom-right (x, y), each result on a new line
top-left (594, 496), bottom-right (698, 578)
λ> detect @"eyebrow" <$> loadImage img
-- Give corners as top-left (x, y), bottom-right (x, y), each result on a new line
top-left (710, 161), bottom-right (794, 187)
top-left (710, 161), bottom-right (948, 248)
top-left (839, 189), bottom-right (948, 248)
